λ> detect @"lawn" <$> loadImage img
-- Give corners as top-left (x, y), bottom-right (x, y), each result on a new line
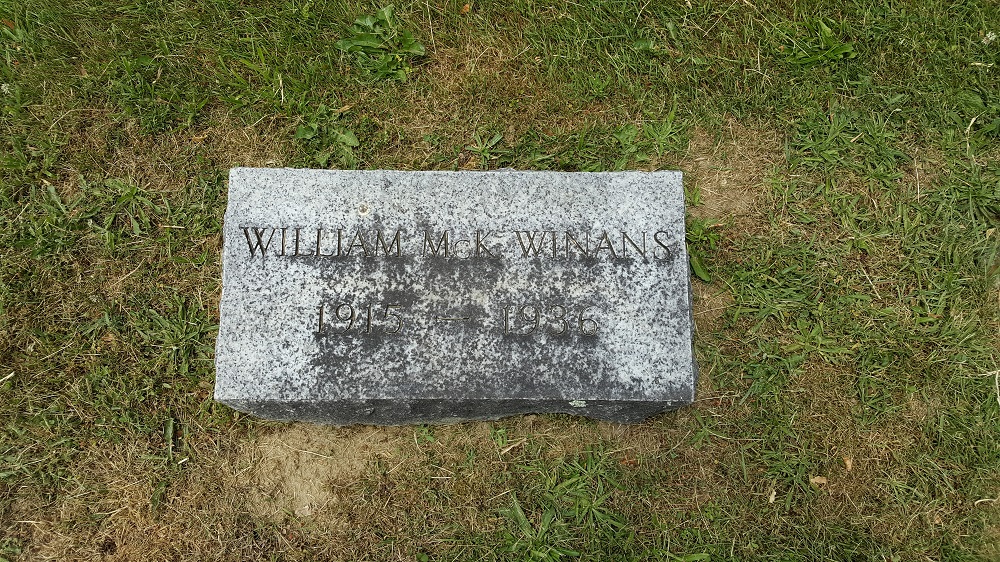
top-left (1, 0), bottom-right (998, 560)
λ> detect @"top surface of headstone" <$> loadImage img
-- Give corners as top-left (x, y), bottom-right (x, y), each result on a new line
top-left (215, 168), bottom-right (694, 418)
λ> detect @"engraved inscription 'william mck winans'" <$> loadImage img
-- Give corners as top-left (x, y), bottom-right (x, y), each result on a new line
top-left (240, 227), bottom-right (677, 261)
top-left (214, 169), bottom-right (696, 425)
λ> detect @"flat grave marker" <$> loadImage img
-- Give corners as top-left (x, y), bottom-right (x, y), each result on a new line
top-left (215, 168), bottom-right (695, 424)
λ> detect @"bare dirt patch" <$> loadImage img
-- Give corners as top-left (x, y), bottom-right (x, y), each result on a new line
top-left (682, 121), bottom-right (783, 226)
top-left (240, 424), bottom-right (403, 520)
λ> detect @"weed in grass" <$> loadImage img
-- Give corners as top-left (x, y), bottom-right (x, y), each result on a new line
top-left (0, 538), bottom-right (22, 562)
top-left (788, 106), bottom-right (909, 188)
top-left (503, 495), bottom-right (580, 561)
top-left (134, 295), bottom-right (215, 380)
top-left (642, 103), bottom-right (686, 158)
top-left (109, 53), bottom-right (208, 133)
top-left (335, 5), bottom-right (425, 82)
top-left (742, 344), bottom-right (805, 402)
top-left (504, 448), bottom-right (632, 559)
top-left (465, 131), bottom-right (504, 170)
top-left (293, 104), bottom-right (359, 168)
top-left (84, 177), bottom-right (161, 250)
top-left (780, 18), bottom-right (856, 68)
top-left (611, 124), bottom-right (647, 170)
top-left (950, 89), bottom-right (1000, 139)
top-left (685, 216), bottom-right (721, 283)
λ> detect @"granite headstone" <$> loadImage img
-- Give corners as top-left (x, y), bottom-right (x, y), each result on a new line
top-left (215, 168), bottom-right (695, 424)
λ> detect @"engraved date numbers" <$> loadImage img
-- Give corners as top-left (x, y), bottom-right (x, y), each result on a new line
top-left (502, 304), bottom-right (599, 336)
top-left (317, 301), bottom-right (403, 335)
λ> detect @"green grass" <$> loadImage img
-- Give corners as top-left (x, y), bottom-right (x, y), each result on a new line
top-left (1, 0), bottom-right (999, 560)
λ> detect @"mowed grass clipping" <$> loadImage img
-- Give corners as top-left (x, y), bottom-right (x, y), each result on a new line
top-left (1, 0), bottom-right (998, 560)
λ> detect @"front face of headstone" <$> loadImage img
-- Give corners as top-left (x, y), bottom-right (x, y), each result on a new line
top-left (215, 169), bottom-right (695, 425)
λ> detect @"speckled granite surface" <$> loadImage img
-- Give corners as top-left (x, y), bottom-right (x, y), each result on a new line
top-left (215, 168), bottom-right (695, 425)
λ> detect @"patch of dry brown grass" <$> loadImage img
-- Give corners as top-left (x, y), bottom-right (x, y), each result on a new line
top-left (243, 424), bottom-right (400, 519)
top-left (360, 25), bottom-right (664, 171)
top-left (682, 122), bottom-right (783, 227)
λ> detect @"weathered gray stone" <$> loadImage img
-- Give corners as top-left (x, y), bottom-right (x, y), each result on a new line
top-left (214, 168), bottom-right (695, 425)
